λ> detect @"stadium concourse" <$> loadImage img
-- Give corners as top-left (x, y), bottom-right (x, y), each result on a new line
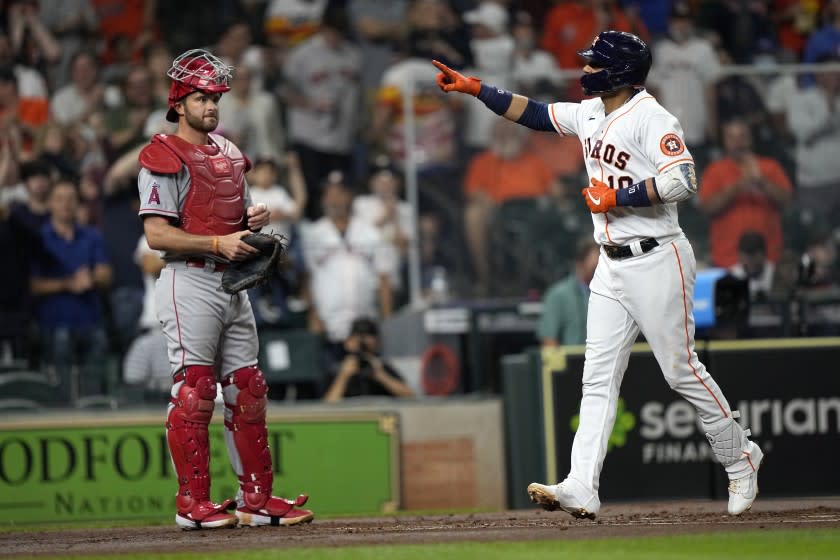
top-left (2, 498), bottom-right (839, 556)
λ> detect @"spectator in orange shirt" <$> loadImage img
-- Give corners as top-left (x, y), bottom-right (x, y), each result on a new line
top-left (464, 118), bottom-right (556, 291)
top-left (540, 0), bottom-right (648, 70)
top-left (91, 0), bottom-right (156, 65)
top-left (699, 119), bottom-right (793, 268)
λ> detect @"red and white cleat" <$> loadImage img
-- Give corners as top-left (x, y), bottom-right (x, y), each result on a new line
top-left (236, 494), bottom-right (314, 527)
top-left (175, 498), bottom-right (237, 530)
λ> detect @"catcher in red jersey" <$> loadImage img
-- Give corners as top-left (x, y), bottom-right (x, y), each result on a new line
top-left (137, 49), bottom-right (313, 530)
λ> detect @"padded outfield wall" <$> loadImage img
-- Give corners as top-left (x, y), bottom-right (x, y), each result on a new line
top-left (503, 338), bottom-right (840, 509)
top-left (0, 399), bottom-right (505, 524)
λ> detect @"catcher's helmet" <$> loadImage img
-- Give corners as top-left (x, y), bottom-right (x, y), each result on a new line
top-left (577, 30), bottom-right (652, 95)
top-left (165, 49), bottom-right (233, 122)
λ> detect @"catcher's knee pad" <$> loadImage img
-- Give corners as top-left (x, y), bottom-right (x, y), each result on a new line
top-left (223, 365), bottom-right (268, 422)
top-left (222, 366), bottom-right (273, 510)
top-left (704, 411), bottom-right (751, 468)
top-left (169, 366), bottom-right (217, 423)
top-left (167, 365), bottom-right (217, 510)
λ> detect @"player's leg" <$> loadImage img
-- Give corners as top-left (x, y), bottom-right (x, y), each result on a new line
top-left (219, 292), bottom-right (313, 526)
top-left (156, 266), bottom-right (236, 529)
top-left (629, 238), bottom-right (762, 515)
top-left (166, 364), bottom-right (236, 529)
top-left (157, 267), bottom-right (228, 371)
top-left (529, 255), bottom-right (639, 519)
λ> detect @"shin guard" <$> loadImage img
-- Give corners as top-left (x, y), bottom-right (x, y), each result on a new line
top-left (704, 411), bottom-right (758, 479)
top-left (222, 366), bottom-right (274, 510)
top-left (167, 365), bottom-right (234, 523)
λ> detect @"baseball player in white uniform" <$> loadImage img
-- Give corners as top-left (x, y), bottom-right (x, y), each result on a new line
top-left (137, 49), bottom-right (313, 530)
top-left (433, 30), bottom-right (763, 518)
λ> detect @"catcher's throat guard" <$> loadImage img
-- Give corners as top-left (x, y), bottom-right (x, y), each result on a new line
top-left (220, 233), bottom-right (287, 294)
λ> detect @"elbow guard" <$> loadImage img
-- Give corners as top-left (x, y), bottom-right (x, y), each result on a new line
top-left (655, 163), bottom-right (698, 204)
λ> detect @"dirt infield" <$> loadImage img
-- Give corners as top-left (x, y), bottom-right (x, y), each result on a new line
top-left (3, 497), bottom-right (839, 557)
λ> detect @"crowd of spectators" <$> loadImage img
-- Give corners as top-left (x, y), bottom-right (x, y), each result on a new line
top-left (1, 0), bottom-right (840, 405)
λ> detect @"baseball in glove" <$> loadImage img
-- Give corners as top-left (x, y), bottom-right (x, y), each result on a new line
top-left (220, 233), bottom-right (287, 294)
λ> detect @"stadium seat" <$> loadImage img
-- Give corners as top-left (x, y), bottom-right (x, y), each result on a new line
top-left (490, 198), bottom-right (588, 294)
top-left (489, 198), bottom-right (543, 295)
top-left (781, 205), bottom-right (814, 255)
top-left (258, 328), bottom-right (324, 386)
top-left (0, 371), bottom-right (61, 407)
top-left (0, 398), bottom-right (42, 411)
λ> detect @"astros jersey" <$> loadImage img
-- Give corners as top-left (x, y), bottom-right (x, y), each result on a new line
top-left (548, 90), bottom-right (693, 246)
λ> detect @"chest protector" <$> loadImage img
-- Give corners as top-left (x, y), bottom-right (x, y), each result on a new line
top-left (152, 133), bottom-right (250, 236)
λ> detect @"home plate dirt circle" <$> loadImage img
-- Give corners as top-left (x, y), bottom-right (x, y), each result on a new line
top-left (3, 498), bottom-right (838, 557)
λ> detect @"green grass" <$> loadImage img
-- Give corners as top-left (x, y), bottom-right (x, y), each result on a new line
top-left (24, 529), bottom-right (840, 560)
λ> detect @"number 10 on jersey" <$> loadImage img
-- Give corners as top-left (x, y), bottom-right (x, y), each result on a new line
top-left (605, 175), bottom-right (633, 189)
top-left (585, 137), bottom-right (633, 189)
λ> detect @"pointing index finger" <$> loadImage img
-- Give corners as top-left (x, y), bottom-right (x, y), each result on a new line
top-left (431, 59), bottom-right (450, 73)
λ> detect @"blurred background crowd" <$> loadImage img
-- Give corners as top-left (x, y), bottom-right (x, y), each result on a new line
top-left (1, 0), bottom-right (839, 406)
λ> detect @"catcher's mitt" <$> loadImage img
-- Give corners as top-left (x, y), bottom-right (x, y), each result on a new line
top-left (220, 233), bottom-right (287, 294)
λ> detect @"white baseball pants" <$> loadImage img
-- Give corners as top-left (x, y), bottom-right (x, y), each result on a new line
top-left (568, 236), bottom-right (733, 494)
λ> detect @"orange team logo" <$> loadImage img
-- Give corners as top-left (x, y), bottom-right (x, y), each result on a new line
top-left (148, 184), bottom-right (161, 205)
top-left (660, 133), bottom-right (685, 156)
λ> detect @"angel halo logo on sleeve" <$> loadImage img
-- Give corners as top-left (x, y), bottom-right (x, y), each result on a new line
top-left (148, 183), bottom-right (161, 205)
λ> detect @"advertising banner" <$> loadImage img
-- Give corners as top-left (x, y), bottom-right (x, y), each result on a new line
top-left (543, 339), bottom-right (840, 501)
top-left (0, 413), bottom-right (399, 524)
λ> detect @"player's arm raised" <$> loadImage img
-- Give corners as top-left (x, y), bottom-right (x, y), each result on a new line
top-left (432, 60), bottom-right (555, 131)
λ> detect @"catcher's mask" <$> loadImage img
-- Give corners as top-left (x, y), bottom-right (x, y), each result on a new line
top-left (165, 49), bottom-right (233, 123)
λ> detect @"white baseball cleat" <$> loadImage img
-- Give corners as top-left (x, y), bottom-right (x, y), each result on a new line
top-left (727, 442), bottom-right (764, 515)
top-left (527, 478), bottom-right (600, 520)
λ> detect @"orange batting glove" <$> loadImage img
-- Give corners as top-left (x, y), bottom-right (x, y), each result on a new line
top-left (582, 178), bottom-right (617, 213)
top-left (432, 59), bottom-right (481, 96)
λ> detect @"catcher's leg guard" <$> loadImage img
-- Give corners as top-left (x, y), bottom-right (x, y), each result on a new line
top-left (222, 366), bottom-right (314, 526)
top-left (167, 365), bottom-right (236, 530)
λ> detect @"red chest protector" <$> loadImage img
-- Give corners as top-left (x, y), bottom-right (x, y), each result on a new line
top-left (139, 133), bottom-right (251, 236)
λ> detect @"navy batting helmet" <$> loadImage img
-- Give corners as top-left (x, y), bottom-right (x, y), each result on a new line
top-left (577, 30), bottom-right (652, 95)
